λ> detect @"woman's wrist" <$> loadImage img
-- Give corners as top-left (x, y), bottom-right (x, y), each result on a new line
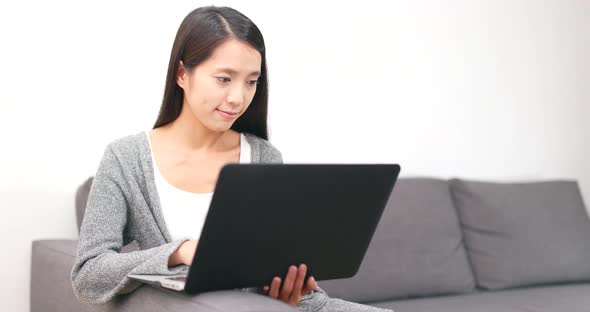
top-left (168, 240), bottom-right (188, 267)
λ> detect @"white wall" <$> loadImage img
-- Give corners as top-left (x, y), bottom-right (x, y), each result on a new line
top-left (0, 0), bottom-right (588, 310)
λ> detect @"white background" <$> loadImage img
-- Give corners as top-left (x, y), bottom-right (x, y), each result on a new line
top-left (0, 0), bottom-right (588, 310)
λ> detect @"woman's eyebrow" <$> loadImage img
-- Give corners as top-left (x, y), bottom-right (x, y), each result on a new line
top-left (216, 67), bottom-right (260, 76)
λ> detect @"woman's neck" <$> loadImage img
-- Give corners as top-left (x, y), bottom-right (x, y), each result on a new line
top-left (158, 103), bottom-right (237, 154)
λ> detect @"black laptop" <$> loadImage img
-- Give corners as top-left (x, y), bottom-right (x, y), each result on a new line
top-left (128, 164), bottom-right (401, 294)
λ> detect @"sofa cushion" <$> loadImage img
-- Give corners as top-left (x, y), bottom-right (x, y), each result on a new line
top-left (450, 179), bottom-right (590, 290)
top-left (371, 283), bottom-right (590, 312)
top-left (319, 178), bottom-right (476, 303)
top-left (31, 240), bottom-right (297, 312)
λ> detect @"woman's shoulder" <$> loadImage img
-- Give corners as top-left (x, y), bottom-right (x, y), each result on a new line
top-left (103, 130), bottom-right (282, 163)
top-left (91, 132), bottom-right (148, 185)
top-left (99, 131), bottom-right (149, 167)
top-left (243, 132), bottom-right (283, 164)
top-left (105, 131), bottom-right (147, 154)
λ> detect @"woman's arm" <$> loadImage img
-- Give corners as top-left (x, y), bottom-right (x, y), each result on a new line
top-left (168, 239), bottom-right (198, 266)
top-left (71, 146), bottom-right (190, 304)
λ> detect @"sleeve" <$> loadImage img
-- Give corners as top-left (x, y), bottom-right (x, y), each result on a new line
top-left (71, 145), bottom-right (190, 304)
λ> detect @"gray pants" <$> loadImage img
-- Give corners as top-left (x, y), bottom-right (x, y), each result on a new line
top-left (296, 287), bottom-right (393, 312)
top-left (242, 286), bottom-right (393, 312)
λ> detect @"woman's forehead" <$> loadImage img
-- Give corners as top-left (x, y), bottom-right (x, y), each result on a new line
top-left (204, 39), bottom-right (261, 74)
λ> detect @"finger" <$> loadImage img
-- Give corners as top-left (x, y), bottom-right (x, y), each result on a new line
top-left (262, 285), bottom-right (269, 294)
top-left (279, 265), bottom-right (297, 301)
top-left (311, 276), bottom-right (318, 290)
top-left (303, 276), bottom-right (318, 295)
top-left (269, 277), bottom-right (281, 298)
top-left (289, 264), bottom-right (307, 304)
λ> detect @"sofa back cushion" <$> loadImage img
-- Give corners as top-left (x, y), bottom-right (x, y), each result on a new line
top-left (450, 179), bottom-right (590, 290)
top-left (318, 178), bottom-right (476, 303)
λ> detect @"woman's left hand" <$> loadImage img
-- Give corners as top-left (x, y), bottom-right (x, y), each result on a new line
top-left (260, 264), bottom-right (318, 306)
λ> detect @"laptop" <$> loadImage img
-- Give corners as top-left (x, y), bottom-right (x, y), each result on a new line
top-left (128, 164), bottom-right (401, 294)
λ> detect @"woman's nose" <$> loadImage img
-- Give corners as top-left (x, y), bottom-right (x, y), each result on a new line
top-left (226, 85), bottom-right (246, 106)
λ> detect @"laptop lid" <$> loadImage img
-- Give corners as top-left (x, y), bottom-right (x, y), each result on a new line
top-left (184, 164), bottom-right (400, 294)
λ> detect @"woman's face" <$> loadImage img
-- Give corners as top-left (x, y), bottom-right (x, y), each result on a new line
top-left (177, 38), bottom-right (262, 132)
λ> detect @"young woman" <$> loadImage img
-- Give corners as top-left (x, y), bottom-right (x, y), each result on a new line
top-left (71, 6), bottom-right (392, 312)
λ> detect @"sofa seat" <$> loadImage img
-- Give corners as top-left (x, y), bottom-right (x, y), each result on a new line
top-left (31, 239), bottom-right (297, 312)
top-left (370, 283), bottom-right (590, 312)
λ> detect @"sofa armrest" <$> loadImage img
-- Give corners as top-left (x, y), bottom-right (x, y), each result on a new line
top-left (31, 239), bottom-right (297, 312)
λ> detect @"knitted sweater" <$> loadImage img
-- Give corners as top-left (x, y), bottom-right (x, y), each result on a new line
top-left (71, 131), bottom-right (282, 304)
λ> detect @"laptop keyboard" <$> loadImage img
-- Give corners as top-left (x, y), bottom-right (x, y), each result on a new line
top-left (167, 276), bottom-right (187, 282)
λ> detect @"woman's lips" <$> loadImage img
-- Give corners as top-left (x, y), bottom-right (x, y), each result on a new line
top-left (216, 109), bottom-right (238, 119)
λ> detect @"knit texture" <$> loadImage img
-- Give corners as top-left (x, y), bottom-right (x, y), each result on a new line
top-left (71, 131), bottom-right (282, 304)
top-left (71, 131), bottom-right (392, 312)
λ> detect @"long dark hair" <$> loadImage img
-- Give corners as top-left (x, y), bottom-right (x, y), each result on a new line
top-left (153, 6), bottom-right (269, 140)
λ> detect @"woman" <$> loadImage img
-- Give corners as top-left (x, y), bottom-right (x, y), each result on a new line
top-left (71, 6), bottom-right (392, 312)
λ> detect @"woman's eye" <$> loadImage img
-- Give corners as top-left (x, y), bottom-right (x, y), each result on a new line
top-left (248, 80), bottom-right (259, 85)
top-left (216, 77), bottom-right (231, 83)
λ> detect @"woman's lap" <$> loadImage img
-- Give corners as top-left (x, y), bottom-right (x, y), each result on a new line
top-left (295, 287), bottom-right (393, 312)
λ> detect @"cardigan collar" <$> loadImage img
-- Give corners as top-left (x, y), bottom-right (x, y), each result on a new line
top-left (136, 131), bottom-right (261, 243)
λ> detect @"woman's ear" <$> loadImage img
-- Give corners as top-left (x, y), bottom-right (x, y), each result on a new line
top-left (176, 60), bottom-right (188, 90)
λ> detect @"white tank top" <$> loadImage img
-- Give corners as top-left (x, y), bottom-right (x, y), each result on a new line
top-left (145, 131), bottom-right (251, 240)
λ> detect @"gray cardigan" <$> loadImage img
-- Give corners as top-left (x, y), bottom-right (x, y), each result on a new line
top-left (71, 131), bottom-right (283, 304)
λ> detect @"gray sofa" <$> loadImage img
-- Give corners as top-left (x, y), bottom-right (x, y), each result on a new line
top-left (31, 177), bottom-right (590, 311)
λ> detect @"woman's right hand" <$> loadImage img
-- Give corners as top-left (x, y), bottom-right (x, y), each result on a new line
top-left (168, 239), bottom-right (198, 267)
top-left (260, 264), bottom-right (318, 306)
